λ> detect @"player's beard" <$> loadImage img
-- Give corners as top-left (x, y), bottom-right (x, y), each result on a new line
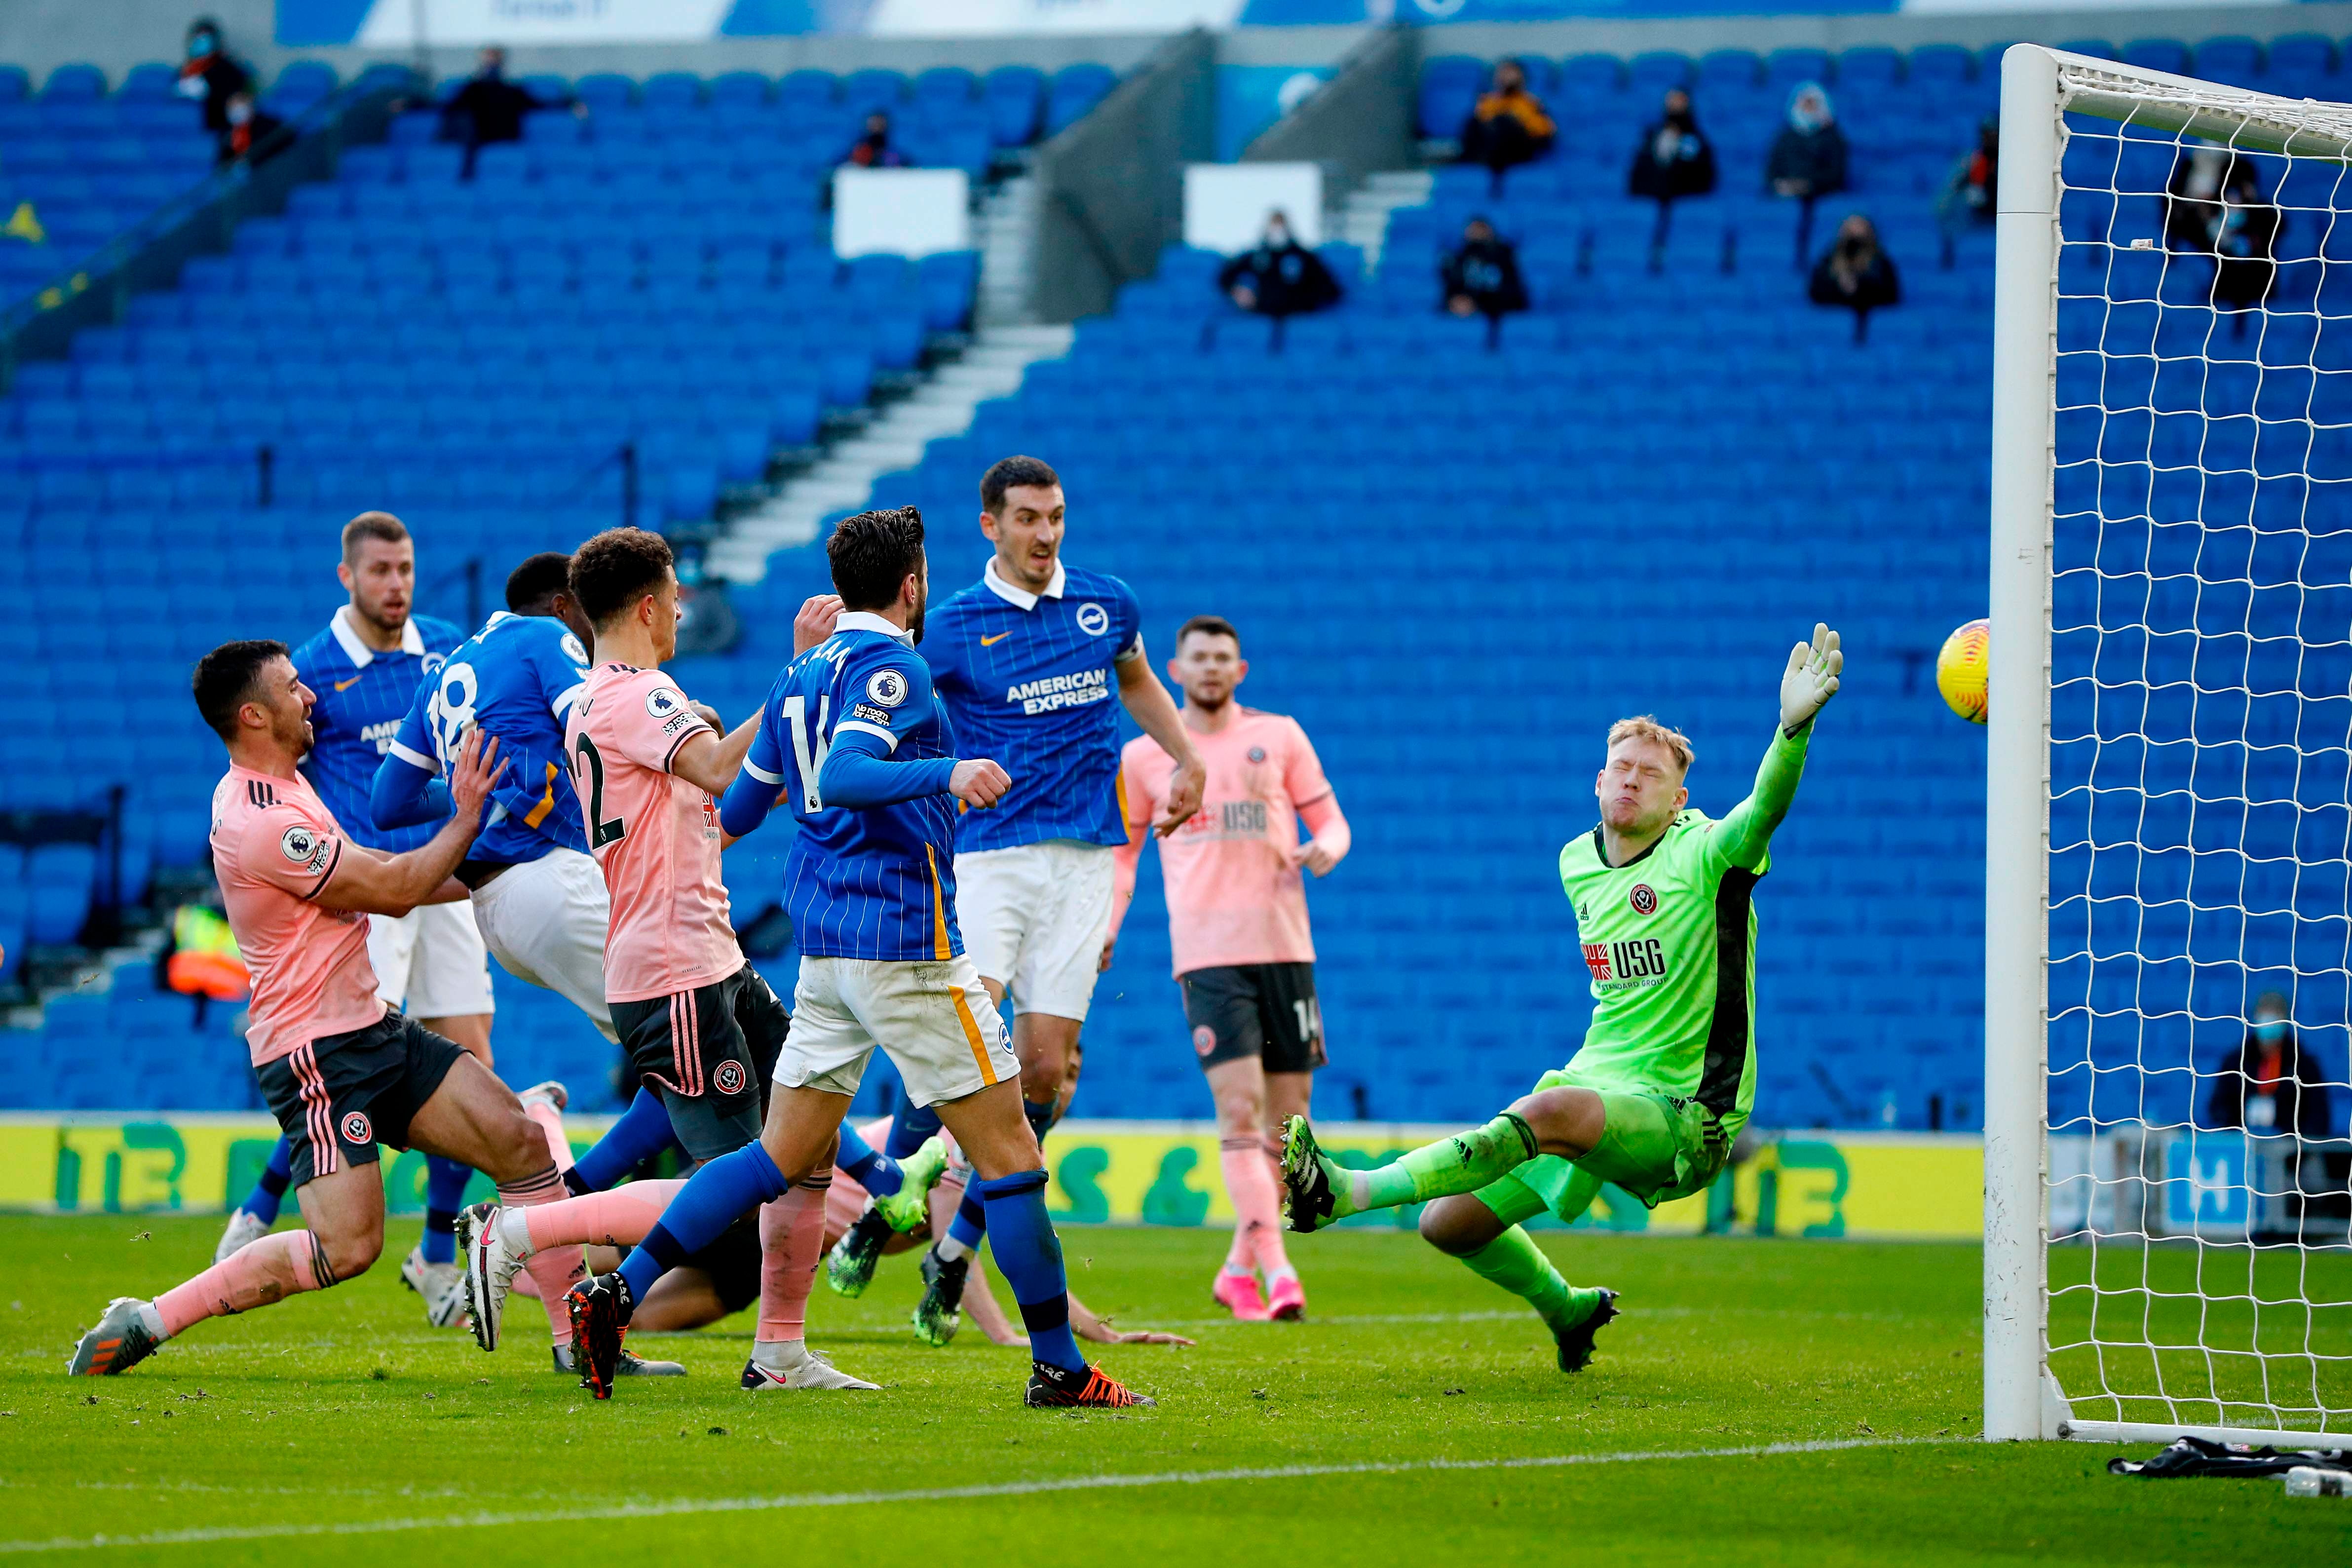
top-left (1188, 682), bottom-right (1231, 714)
top-left (908, 583), bottom-right (928, 645)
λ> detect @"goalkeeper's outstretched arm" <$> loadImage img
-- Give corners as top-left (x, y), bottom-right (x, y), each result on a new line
top-left (1714, 623), bottom-right (1842, 871)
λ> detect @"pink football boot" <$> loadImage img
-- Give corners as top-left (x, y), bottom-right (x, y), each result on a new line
top-left (1212, 1268), bottom-right (1273, 1322)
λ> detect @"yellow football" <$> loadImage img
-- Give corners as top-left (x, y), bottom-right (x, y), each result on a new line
top-left (1937, 617), bottom-right (1989, 725)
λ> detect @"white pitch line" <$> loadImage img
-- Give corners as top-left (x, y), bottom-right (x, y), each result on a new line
top-left (0, 1436), bottom-right (1958, 1554)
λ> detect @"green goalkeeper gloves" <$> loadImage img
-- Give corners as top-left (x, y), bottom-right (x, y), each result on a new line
top-left (1779, 622), bottom-right (1843, 735)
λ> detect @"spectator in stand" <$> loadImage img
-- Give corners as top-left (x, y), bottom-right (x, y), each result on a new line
top-left (2163, 155), bottom-right (2284, 329)
top-left (2168, 147), bottom-right (2285, 327)
top-left (1458, 60), bottom-right (1555, 194)
top-left (2206, 993), bottom-right (2334, 1141)
top-left (1936, 118), bottom-right (1999, 262)
top-left (2164, 142), bottom-right (2232, 252)
top-left (1218, 210), bottom-right (1340, 320)
top-left (1768, 82), bottom-right (1850, 267)
top-left (1768, 82), bottom-right (1848, 200)
top-left (214, 89), bottom-right (287, 169)
top-left (846, 111), bottom-right (910, 169)
top-left (176, 16), bottom-right (252, 137)
top-left (437, 46), bottom-right (584, 180)
top-left (2209, 159), bottom-right (2282, 323)
top-left (1627, 88), bottom-right (1717, 203)
top-left (1440, 216), bottom-right (1527, 345)
top-left (1808, 214), bottom-right (1899, 341)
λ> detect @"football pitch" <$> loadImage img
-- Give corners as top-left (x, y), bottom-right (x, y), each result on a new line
top-left (0, 1218), bottom-right (2337, 1563)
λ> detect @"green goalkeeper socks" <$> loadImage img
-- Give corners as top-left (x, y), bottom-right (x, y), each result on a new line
top-left (1354, 1113), bottom-right (1540, 1213)
top-left (1458, 1225), bottom-right (1602, 1334)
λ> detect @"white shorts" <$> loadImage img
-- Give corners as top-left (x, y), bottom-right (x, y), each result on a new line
top-left (468, 847), bottom-right (618, 1042)
top-left (953, 839), bottom-right (1114, 1022)
top-left (367, 900), bottom-right (494, 1019)
top-left (781, 952), bottom-right (1020, 1109)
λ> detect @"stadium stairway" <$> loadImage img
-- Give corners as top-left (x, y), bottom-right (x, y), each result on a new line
top-left (707, 323), bottom-right (1074, 579)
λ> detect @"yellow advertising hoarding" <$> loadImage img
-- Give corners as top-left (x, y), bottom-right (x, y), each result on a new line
top-left (0, 1114), bottom-right (1983, 1240)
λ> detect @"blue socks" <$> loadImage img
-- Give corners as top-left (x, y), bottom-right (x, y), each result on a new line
top-left (948, 1188), bottom-right (987, 1251)
top-left (567, 1087), bottom-right (686, 1195)
top-left (887, 1099), bottom-right (943, 1159)
top-left (977, 1169), bottom-right (1083, 1374)
top-left (241, 1137), bottom-right (294, 1225)
top-left (937, 1100), bottom-right (1055, 1251)
top-left (836, 1121), bottom-right (903, 1196)
top-left (422, 1156), bottom-right (473, 1265)
top-left (617, 1142), bottom-right (789, 1304)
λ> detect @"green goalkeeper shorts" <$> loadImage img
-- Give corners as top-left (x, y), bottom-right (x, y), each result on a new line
top-left (1472, 1073), bottom-right (1728, 1224)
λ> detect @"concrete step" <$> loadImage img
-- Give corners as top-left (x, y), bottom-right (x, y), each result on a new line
top-left (1339, 169), bottom-right (1435, 275)
top-left (705, 321), bottom-right (1075, 582)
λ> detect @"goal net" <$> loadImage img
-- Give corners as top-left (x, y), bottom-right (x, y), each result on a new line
top-left (1987, 44), bottom-right (2352, 1447)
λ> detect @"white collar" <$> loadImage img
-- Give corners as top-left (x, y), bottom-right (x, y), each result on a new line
top-left (330, 603), bottom-right (425, 668)
top-left (983, 556), bottom-right (1065, 611)
top-left (836, 610), bottom-right (912, 643)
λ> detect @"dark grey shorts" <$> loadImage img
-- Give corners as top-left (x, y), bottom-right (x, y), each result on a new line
top-left (255, 1012), bottom-right (464, 1187)
top-left (609, 965), bottom-right (789, 1163)
top-left (1178, 962), bottom-right (1326, 1074)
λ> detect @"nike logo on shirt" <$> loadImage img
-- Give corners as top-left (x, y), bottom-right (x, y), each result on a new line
top-left (980, 632), bottom-right (1013, 647)
top-left (334, 677), bottom-right (362, 691)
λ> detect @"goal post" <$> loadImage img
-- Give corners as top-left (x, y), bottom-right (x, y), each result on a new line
top-left (1986, 43), bottom-right (2352, 1447)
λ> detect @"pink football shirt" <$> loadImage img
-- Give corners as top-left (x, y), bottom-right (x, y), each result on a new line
top-left (565, 662), bottom-right (741, 1003)
top-left (1120, 709), bottom-right (1333, 976)
top-left (209, 764), bottom-right (386, 1066)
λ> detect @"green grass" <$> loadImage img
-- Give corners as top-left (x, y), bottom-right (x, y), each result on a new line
top-left (0, 1216), bottom-right (2341, 1563)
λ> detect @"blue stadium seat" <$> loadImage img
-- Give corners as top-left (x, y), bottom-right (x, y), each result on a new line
top-left (43, 63), bottom-right (106, 101)
top-left (1417, 55), bottom-right (1486, 139)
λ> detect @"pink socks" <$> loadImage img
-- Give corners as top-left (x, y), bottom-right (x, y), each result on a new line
top-left (521, 1098), bottom-right (575, 1172)
top-left (156, 1229), bottom-right (337, 1338)
top-left (755, 1173), bottom-right (833, 1345)
top-left (497, 1164), bottom-right (585, 1345)
top-left (520, 1180), bottom-right (683, 1253)
top-left (1221, 1136), bottom-right (1291, 1278)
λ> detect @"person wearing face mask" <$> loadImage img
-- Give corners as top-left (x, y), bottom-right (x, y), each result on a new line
top-left (1440, 216), bottom-right (1528, 342)
top-left (1768, 82), bottom-right (1850, 268)
top-left (1216, 211), bottom-right (1341, 321)
top-left (1807, 214), bottom-right (1899, 340)
top-left (438, 46), bottom-right (585, 181)
top-left (1627, 88), bottom-right (1717, 203)
top-left (1767, 82), bottom-right (1848, 201)
top-left (177, 17), bottom-right (253, 136)
top-left (2207, 994), bottom-right (2334, 1142)
top-left (215, 89), bottom-right (287, 168)
top-left (1458, 59), bottom-right (1555, 193)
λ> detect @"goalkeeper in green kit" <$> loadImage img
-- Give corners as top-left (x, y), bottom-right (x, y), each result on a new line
top-left (1280, 624), bottom-right (1843, 1371)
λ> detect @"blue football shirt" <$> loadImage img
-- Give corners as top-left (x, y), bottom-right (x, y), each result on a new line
top-left (386, 612), bottom-right (593, 866)
top-left (743, 611), bottom-right (965, 961)
top-left (922, 557), bottom-right (1142, 855)
top-left (293, 607), bottom-right (465, 852)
